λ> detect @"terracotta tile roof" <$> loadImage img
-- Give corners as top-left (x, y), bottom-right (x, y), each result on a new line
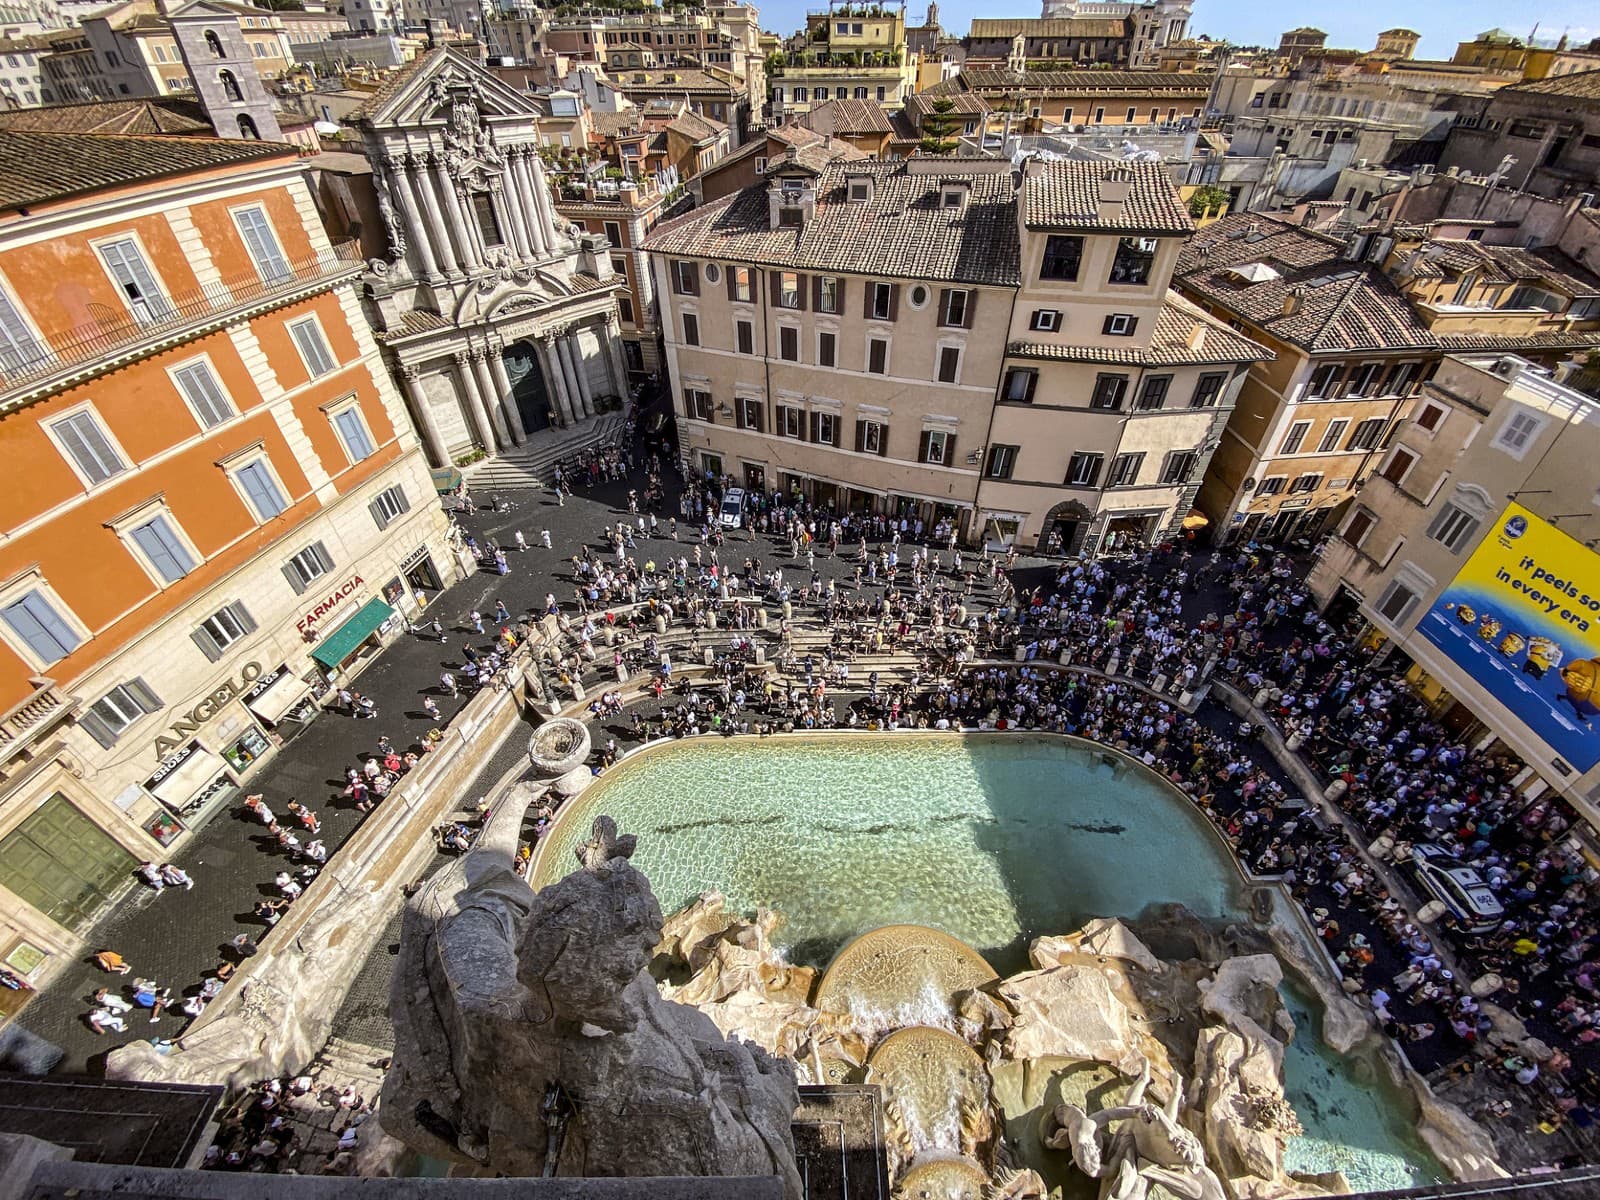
top-left (903, 89), bottom-right (989, 117)
top-left (616, 68), bottom-right (739, 94)
top-left (969, 17), bottom-right (1128, 39)
top-left (0, 129), bottom-right (292, 211)
top-left (0, 29), bottom-right (72, 53)
top-left (958, 68), bottom-right (1210, 92)
top-left (1022, 160), bottom-right (1192, 234)
top-left (1437, 330), bottom-right (1600, 352)
top-left (801, 97), bottom-right (893, 135)
top-left (0, 98), bottom-right (210, 135)
top-left (347, 50), bottom-right (439, 124)
top-left (1401, 241), bottom-right (1600, 295)
top-left (1009, 293), bottom-right (1272, 367)
top-left (1500, 69), bottom-right (1600, 101)
top-left (590, 109), bottom-right (646, 138)
top-left (664, 110), bottom-right (725, 142)
top-left (643, 158), bottom-right (1021, 287)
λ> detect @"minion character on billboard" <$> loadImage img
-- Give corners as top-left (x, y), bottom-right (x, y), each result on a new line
top-left (1524, 636), bottom-right (1565, 679)
top-left (1477, 613), bottom-right (1503, 645)
top-left (1559, 657), bottom-right (1600, 724)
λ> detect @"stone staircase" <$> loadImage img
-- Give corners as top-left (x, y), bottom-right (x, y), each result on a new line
top-left (464, 412), bottom-right (624, 491)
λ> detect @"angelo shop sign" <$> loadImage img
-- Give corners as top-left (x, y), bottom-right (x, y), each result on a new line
top-left (1418, 503), bottom-right (1600, 771)
top-left (151, 661), bottom-right (264, 758)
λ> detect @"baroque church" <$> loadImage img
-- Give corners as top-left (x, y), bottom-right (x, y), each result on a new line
top-left (352, 49), bottom-right (630, 466)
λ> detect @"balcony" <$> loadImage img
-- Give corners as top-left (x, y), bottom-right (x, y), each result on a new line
top-left (0, 239), bottom-right (365, 412)
top-left (0, 678), bottom-right (78, 773)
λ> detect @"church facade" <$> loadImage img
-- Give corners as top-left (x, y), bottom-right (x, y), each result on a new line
top-left (352, 49), bottom-right (630, 466)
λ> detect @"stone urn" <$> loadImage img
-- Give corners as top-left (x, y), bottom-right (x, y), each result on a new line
top-left (528, 716), bottom-right (591, 778)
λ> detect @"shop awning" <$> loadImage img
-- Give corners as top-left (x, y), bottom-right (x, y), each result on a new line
top-left (311, 598), bottom-right (394, 669)
top-left (149, 746), bottom-right (229, 808)
top-left (245, 670), bottom-right (309, 725)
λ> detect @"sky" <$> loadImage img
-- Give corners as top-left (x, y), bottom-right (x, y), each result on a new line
top-left (752, 0), bottom-right (1597, 62)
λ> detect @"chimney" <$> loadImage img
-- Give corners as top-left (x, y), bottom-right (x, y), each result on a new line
top-left (1098, 166), bottom-right (1133, 219)
top-left (1282, 285), bottom-right (1308, 316)
top-left (1186, 321), bottom-right (1208, 351)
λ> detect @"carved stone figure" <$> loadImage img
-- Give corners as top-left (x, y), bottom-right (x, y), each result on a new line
top-left (373, 172), bottom-right (407, 260)
top-left (382, 814), bottom-right (803, 1197)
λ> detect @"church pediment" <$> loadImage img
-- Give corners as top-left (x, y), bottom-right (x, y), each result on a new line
top-left (360, 47), bottom-right (545, 131)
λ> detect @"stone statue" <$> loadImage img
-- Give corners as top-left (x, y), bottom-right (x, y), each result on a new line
top-left (374, 173), bottom-right (407, 261)
top-left (383, 814), bottom-right (803, 1197)
top-left (1042, 1060), bottom-right (1224, 1200)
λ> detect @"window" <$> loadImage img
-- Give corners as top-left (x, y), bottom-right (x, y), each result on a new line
top-left (868, 337), bottom-right (888, 374)
top-left (918, 429), bottom-right (955, 465)
top-left (1102, 313), bottom-right (1137, 336)
top-left (775, 404), bottom-right (803, 438)
top-left (1029, 309), bottom-right (1061, 332)
top-left (235, 459), bottom-right (287, 520)
top-left (1136, 376), bottom-right (1171, 411)
top-left (1344, 362), bottom-right (1383, 398)
top-left (1376, 579), bottom-right (1420, 625)
top-left (857, 420), bottom-right (887, 456)
top-left (1494, 410), bottom-right (1544, 457)
top-left (0, 285), bottom-right (43, 373)
top-left (777, 271), bottom-right (802, 308)
top-left (682, 312), bottom-right (700, 345)
top-left (1065, 452), bottom-right (1103, 487)
top-left (937, 346), bottom-right (961, 383)
top-left (1090, 373), bottom-right (1128, 410)
top-left (370, 483), bottom-right (410, 529)
top-left (128, 514), bottom-right (195, 584)
top-left (49, 410), bottom-right (125, 485)
top-left (940, 288), bottom-right (970, 327)
top-left (1108, 237), bottom-right (1157, 285)
top-left (1288, 472), bottom-right (1322, 493)
top-left (618, 297), bottom-right (635, 324)
top-left (1190, 372), bottom-right (1226, 408)
top-left (1427, 502), bottom-right (1480, 553)
top-left (685, 388), bottom-right (714, 421)
top-left (98, 237), bottom-right (170, 323)
top-left (869, 281), bottom-right (894, 320)
top-left (1003, 368), bottom-right (1037, 403)
top-left (810, 411), bottom-right (839, 446)
top-left (283, 540), bottom-right (335, 593)
top-left (1108, 451), bottom-right (1144, 486)
top-left (815, 87), bottom-right (829, 101)
top-left (234, 206), bottom-right (291, 281)
top-left (192, 601), bottom-right (256, 662)
top-left (736, 397), bottom-right (763, 431)
top-left (792, 87), bottom-right (807, 103)
top-left (173, 360), bottom-right (233, 428)
top-left (754, 156), bottom-right (767, 175)
top-left (1414, 402), bottom-right (1446, 433)
top-left (1160, 450), bottom-right (1197, 484)
top-left (729, 265), bottom-right (752, 302)
top-left (1380, 447), bottom-right (1416, 485)
top-left (603, 221), bottom-right (623, 246)
top-left (816, 276), bottom-right (839, 313)
top-left (79, 679), bottom-right (162, 748)
top-left (849, 179), bottom-right (871, 202)
top-left (1305, 363), bottom-right (1342, 398)
top-left (1040, 235), bottom-right (1084, 281)
top-left (1311, 419), bottom-right (1348, 454)
top-left (986, 444), bottom-right (1018, 479)
top-left (1342, 508), bottom-right (1375, 548)
top-left (779, 326), bottom-right (799, 361)
top-left (332, 405), bottom-right (376, 461)
top-left (1346, 417), bottom-right (1386, 451)
top-left (818, 331), bottom-right (836, 367)
top-left (289, 318), bottom-right (336, 378)
top-left (672, 260), bottom-right (699, 294)
top-left (736, 319), bottom-right (754, 355)
top-left (471, 192), bottom-right (504, 248)
top-left (1, 589), bottom-right (81, 665)
top-left (1255, 476), bottom-right (1286, 496)
top-left (1278, 420), bottom-right (1311, 455)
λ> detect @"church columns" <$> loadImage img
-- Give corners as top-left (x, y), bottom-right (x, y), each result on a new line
top-left (453, 350), bottom-right (497, 450)
top-left (412, 155), bottom-right (457, 275)
top-left (540, 335), bottom-right (575, 426)
top-left (601, 314), bottom-right (630, 401)
top-left (517, 150), bottom-right (559, 252)
top-left (431, 153), bottom-right (477, 272)
top-left (487, 343), bottom-right (526, 445)
top-left (386, 159), bottom-right (438, 280)
top-left (499, 182), bottom-right (534, 262)
top-left (470, 348), bottom-right (511, 449)
top-left (400, 364), bottom-right (447, 467)
top-left (509, 148), bottom-right (550, 257)
top-left (562, 333), bottom-right (594, 419)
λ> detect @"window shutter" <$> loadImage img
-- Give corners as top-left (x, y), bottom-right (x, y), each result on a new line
top-left (686, 262), bottom-right (699, 295)
top-left (962, 289), bottom-right (977, 329)
top-left (313, 540), bottom-right (333, 572)
top-left (812, 275), bottom-right (824, 309)
top-left (127, 677), bottom-right (161, 711)
top-left (796, 273), bottom-right (807, 312)
top-left (809, 411), bottom-right (820, 443)
top-left (769, 270), bottom-right (782, 305)
top-left (369, 497), bottom-right (388, 529)
top-left (855, 420), bottom-right (866, 452)
top-left (862, 282), bottom-right (873, 319)
top-left (1025, 372), bottom-right (1038, 402)
top-left (877, 426), bottom-right (888, 457)
top-left (191, 626), bottom-right (223, 662)
top-left (918, 430), bottom-right (931, 463)
top-left (944, 434), bottom-right (956, 463)
top-left (395, 486), bottom-right (411, 514)
top-left (79, 707), bottom-right (118, 749)
top-left (282, 560), bottom-right (307, 594)
top-left (887, 283), bottom-right (900, 321)
top-left (726, 267), bottom-right (738, 301)
top-left (231, 602), bottom-right (257, 634)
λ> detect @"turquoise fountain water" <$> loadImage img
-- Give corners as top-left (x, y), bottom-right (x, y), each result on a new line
top-left (533, 732), bottom-right (1446, 1191)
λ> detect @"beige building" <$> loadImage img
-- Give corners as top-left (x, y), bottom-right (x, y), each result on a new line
top-left (977, 162), bottom-right (1269, 554)
top-left (768, 5), bottom-right (916, 121)
top-left (645, 155), bottom-right (1019, 533)
top-left (1310, 353), bottom-right (1600, 821)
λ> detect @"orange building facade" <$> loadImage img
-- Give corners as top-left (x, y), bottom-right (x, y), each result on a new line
top-left (0, 130), bottom-right (453, 984)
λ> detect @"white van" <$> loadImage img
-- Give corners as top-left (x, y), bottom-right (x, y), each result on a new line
top-left (718, 488), bottom-right (746, 529)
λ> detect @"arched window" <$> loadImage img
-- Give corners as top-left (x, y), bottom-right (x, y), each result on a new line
top-left (237, 113), bottom-right (259, 139)
top-left (218, 68), bottom-right (242, 100)
top-left (204, 29), bottom-right (224, 56)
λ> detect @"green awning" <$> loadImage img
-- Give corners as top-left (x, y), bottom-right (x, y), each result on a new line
top-left (311, 598), bottom-right (394, 669)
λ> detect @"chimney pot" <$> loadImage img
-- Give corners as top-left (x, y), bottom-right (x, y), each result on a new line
top-left (1186, 322), bottom-right (1208, 351)
top-left (1282, 285), bottom-right (1307, 316)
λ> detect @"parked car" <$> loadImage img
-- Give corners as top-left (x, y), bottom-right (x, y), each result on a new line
top-left (1407, 843), bottom-right (1505, 933)
top-left (718, 488), bottom-right (746, 529)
